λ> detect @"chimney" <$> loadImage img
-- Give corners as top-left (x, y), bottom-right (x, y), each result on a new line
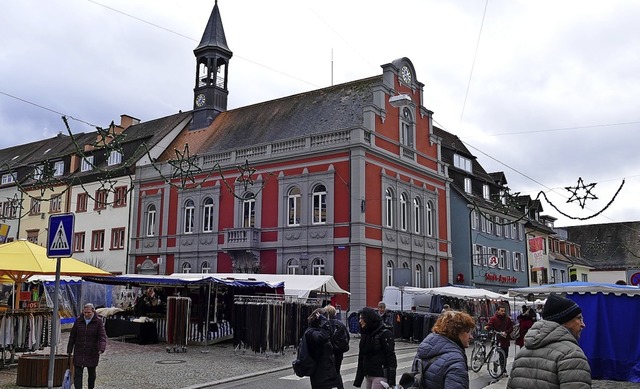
top-left (120, 114), bottom-right (140, 129)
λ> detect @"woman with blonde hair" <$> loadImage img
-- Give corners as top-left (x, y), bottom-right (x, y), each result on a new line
top-left (412, 310), bottom-right (475, 389)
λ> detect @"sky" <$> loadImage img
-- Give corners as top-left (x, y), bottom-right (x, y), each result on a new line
top-left (2, 0), bottom-right (640, 228)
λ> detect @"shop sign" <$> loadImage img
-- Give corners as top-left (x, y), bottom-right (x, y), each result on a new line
top-left (484, 272), bottom-right (518, 284)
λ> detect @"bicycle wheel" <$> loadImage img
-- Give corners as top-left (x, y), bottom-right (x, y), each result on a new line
top-left (470, 344), bottom-right (485, 372)
top-left (487, 347), bottom-right (506, 379)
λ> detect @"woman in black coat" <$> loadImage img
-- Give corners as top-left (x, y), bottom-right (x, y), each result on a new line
top-left (67, 303), bottom-right (107, 389)
top-left (354, 307), bottom-right (397, 389)
top-left (305, 308), bottom-right (344, 389)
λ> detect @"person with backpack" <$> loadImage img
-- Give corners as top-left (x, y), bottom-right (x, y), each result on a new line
top-left (325, 304), bottom-right (350, 373)
top-left (412, 310), bottom-right (476, 389)
top-left (304, 307), bottom-right (344, 389)
top-left (354, 307), bottom-right (397, 389)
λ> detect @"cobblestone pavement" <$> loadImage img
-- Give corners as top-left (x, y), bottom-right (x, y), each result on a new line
top-left (0, 332), bottom-right (637, 389)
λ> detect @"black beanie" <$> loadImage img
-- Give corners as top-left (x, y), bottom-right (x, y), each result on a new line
top-left (542, 294), bottom-right (581, 324)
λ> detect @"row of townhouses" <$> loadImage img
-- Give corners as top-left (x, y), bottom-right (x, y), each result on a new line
top-left (1, 3), bottom-right (634, 311)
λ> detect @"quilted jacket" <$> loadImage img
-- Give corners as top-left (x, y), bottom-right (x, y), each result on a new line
top-left (414, 333), bottom-right (469, 389)
top-left (507, 320), bottom-right (591, 389)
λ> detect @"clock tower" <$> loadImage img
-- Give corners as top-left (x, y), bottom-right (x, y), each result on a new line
top-left (191, 0), bottom-right (232, 130)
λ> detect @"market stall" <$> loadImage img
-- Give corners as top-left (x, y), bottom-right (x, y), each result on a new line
top-left (509, 282), bottom-right (640, 383)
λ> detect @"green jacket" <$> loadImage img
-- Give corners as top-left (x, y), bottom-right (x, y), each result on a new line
top-left (507, 320), bottom-right (591, 389)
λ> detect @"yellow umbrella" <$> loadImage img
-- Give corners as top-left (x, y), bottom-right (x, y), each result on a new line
top-left (0, 240), bottom-right (111, 307)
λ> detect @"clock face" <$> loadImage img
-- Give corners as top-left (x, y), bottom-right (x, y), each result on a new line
top-left (400, 65), bottom-right (412, 84)
top-left (195, 93), bottom-right (206, 107)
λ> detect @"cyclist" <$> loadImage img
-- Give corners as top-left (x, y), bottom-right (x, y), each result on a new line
top-left (484, 304), bottom-right (513, 374)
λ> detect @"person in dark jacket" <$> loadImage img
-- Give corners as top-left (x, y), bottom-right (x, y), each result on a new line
top-left (305, 307), bottom-right (344, 389)
top-left (67, 303), bottom-right (107, 389)
top-left (354, 307), bottom-right (397, 389)
top-left (515, 308), bottom-right (535, 349)
top-left (507, 294), bottom-right (591, 389)
top-left (484, 304), bottom-right (513, 372)
top-left (325, 304), bottom-right (350, 373)
top-left (413, 310), bottom-right (475, 389)
top-left (377, 301), bottom-right (393, 329)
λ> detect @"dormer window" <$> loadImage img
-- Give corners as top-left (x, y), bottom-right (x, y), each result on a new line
top-left (453, 154), bottom-right (472, 173)
top-left (108, 151), bottom-right (122, 166)
top-left (53, 161), bottom-right (64, 176)
top-left (464, 177), bottom-right (472, 194)
top-left (81, 156), bottom-right (94, 172)
top-left (33, 165), bottom-right (43, 180)
top-left (1, 173), bottom-right (16, 185)
top-left (483, 184), bottom-right (490, 200)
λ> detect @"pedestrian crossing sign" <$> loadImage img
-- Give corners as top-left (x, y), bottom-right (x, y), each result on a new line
top-left (47, 213), bottom-right (75, 258)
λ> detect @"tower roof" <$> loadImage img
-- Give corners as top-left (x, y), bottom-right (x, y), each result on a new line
top-left (194, 1), bottom-right (231, 55)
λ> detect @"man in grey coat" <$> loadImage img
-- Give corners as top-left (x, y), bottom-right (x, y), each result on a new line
top-left (507, 294), bottom-right (591, 389)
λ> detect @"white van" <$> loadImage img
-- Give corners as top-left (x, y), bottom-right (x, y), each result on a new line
top-left (382, 286), bottom-right (434, 312)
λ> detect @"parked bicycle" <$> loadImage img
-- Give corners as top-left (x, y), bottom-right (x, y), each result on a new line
top-left (470, 330), bottom-right (506, 379)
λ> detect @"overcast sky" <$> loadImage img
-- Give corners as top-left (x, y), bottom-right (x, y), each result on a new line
top-left (2, 0), bottom-right (639, 228)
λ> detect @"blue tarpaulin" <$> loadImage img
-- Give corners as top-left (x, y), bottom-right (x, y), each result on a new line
top-left (509, 282), bottom-right (640, 383)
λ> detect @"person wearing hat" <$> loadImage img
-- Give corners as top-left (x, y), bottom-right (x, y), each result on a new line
top-left (507, 294), bottom-right (591, 388)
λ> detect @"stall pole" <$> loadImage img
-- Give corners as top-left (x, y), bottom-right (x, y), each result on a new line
top-left (47, 257), bottom-right (61, 389)
top-left (205, 281), bottom-right (211, 343)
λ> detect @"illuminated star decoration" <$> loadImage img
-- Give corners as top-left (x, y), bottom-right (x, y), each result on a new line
top-left (236, 159), bottom-right (256, 191)
top-left (565, 177), bottom-right (598, 209)
top-left (168, 144), bottom-right (202, 188)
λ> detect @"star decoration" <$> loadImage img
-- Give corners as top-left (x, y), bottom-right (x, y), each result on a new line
top-left (92, 122), bottom-right (127, 157)
top-left (32, 163), bottom-right (62, 197)
top-left (168, 144), bottom-right (202, 188)
top-left (236, 159), bottom-right (256, 191)
top-left (586, 236), bottom-right (607, 257)
top-left (565, 177), bottom-right (598, 209)
top-left (6, 193), bottom-right (23, 219)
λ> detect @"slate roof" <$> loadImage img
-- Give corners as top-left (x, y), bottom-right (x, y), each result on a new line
top-left (195, 1), bottom-right (231, 55)
top-left (160, 76), bottom-right (378, 159)
top-left (432, 126), bottom-right (494, 183)
top-left (565, 222), bottom-right (640, 269)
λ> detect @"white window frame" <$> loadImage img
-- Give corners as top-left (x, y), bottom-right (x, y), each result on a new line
top-left (146, 204), bottom-right (156, 237)
top-left (286, 259), bottom-right (299, 275)
top-left (312, 185), bottom-right (327, 225)
top-left (415, 264), bottom-right (422, 288)
top-left (182, 262), bottom-right (192, 273)
top-left (184, 199), bottom-right (195, 234)
top-left (399, 193), bottom-right (408, 231)
top-left (201, 261), bottom-right (210, 273)
top-left (427, 266), bottom-right (435, 288)
top-left (1, 173), bottom-right (16, 185)
top-left (483, 184), bottom-right (490, 200)
top-left (53, 161), bottom-right (64, 176)
top-left (108, 150), bottom-right (122, 166)
top-left (385, 188), bottom-right (394, 228)
top-left (464, 177), bottom-right (472, 194)
top-left (202, 197), bottom-right (214, 232)
top-left (312, 258), bottom-right (325, 275)
top-left (386, 260), bottom-right (394, 287)
top-left (413, 197), bottom-right (422, 234)
top-left (33, 165), bottom-right (43, 180)
top-left (426, 201), bottom-right (434, 237)
top-left (81, 156), bottom-right (94, 172)
top-left (474, 244), bottom-right (482, 265)
top-left (471, 210), bottom-right (478, 230)
top-left (243, 193), bottom-right (256, 228)
top-left (287, 187), bottom-right (301, 226)
top-left (453, 154), bottom-right (472, 172)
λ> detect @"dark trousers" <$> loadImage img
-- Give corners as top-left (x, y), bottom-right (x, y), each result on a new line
top-left (74, 365), bottom-right (97, 389)
top-left (500, 346), bottom-right (509, 369)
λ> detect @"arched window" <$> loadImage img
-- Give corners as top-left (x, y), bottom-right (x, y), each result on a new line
top-left (413, 197), bottom-right (422, 234)
top-left (402, 262), bottom-right (409, 268)
top-left (400, 193), bottom-right (408, 231)
top-left (312, 258), bottom-right (325, 275)
top-left (385, 188), bottom-right (394, 228)
top-left (400, 108), bottom-right (414, 148)
top-left (288, 187), bottom-right (301, 226)
top-left (243, 192), bottom-right (256, 227)
top-left (182, 262), bottom-right (192, 273)
top-left (427, 265), bottom-right (435, 288)
top-left (183, 199), bottom-right (195, 234)
top-left (146, 204), bottom-right (156, 237)
top-left (201, 261), bottom-right (210, 273)
top-left (312, 184), bottom-right (327, 225)
top-left (415, 264), bottom-right (422, 288)
top-left (286, 258), bottom-right (299, 275)
top-left (426, 201), bottom-right (434, 237)
top-left (202, 197), bottom-right (214, 232)
top-left (386, 260), bottom-right (394, 287)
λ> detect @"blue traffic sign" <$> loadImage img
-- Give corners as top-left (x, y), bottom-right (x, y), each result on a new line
top-left (47, 213), bottom-right (75, 258)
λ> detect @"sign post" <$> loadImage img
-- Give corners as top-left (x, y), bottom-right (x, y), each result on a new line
top-left (47, 213), bottom-right (74, 389)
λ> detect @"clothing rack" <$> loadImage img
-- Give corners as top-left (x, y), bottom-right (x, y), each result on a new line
top-left (0, 309), bottom-right (54, 367)
top-left (232, 296), bottom-right (319, 354)
top-left (166, 297), bottom-right (190, 353)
